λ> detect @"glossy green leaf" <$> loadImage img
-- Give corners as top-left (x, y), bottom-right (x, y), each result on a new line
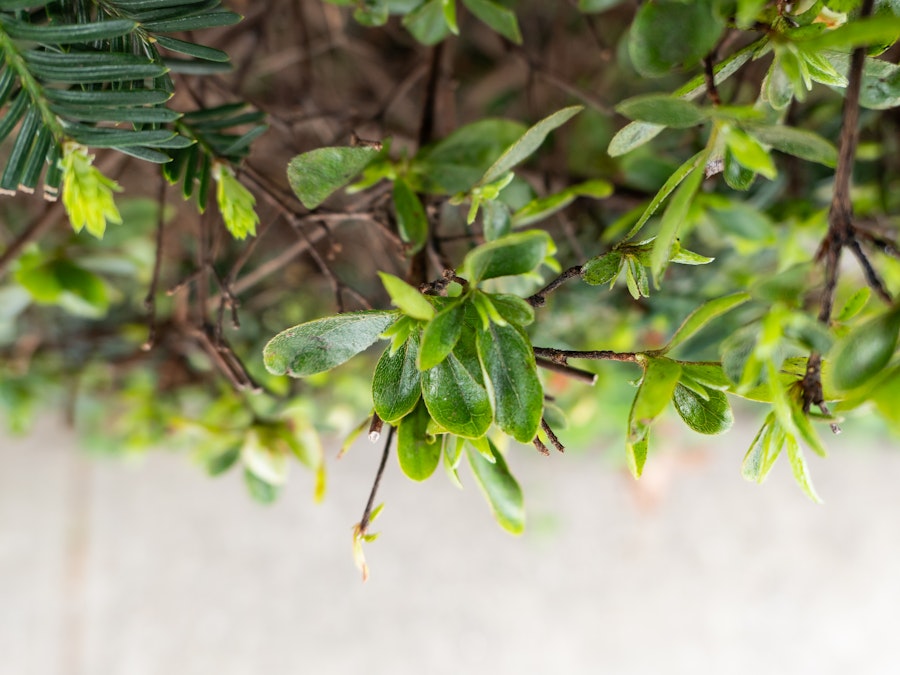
top-left (624, 150), bottom-right (705, 241)
top-left (745, 125), bottom-right (838, 168)
top-left (403, 0), bottom-right (452, 44)
top-left (466, 440), bottom-right (525, 534)
top-left (511, 179), bottom-right (612, 228)
top-left (141, 10), bottom-right (243, 32)
top-left (632, 357), bottom-right (682, 425)
top-left (724, 127), bottom-right (777, 180)
top-left (477, 323), bottom-right (542, 443)
top-left (0, 16), bottom-right (137, 42)
top-left (578, 0), bottom-right (625, 11)
top-left (663, 292), bottom-right (751, 353)
top-left (616, 95), bottom-right (709, 128)
top-left (414, 119), bottom-right (527, 193)
top-left (828, 308), bottom-right (900, 390)
top-left (392, 178), bottom-right (428, 254)
top-left (628, 0), bottom-right (725, 78)
top-left (287, 146), bottom-right (380, 209)
top-left (373, 338), bottom-right (421, 423)
top-left (263, 310), bottom-right (397, 377)
top-left (650, 159), bottom-right (704, 285)
top-left (672, 384), bottom-right (733, 435)
top-left (460, 230), bottom-right (554, 283)
top-left (477, 106), bottom-right (582, 187)
top-left (488, 293), bottom-right (534, 326)
top-left (421, 352), bottom-right (493, 439)
top-left (419, 302), bottom-right (465, 371)
top-left (582, 251), bottom-right (622, 286)
top-left (461, 0), bottom-right (522, 44)
top-left (378, 272), bottom-right (434, 320)
top-left (800, 16), bottom-right (900, 51)
top-left (397, 400), bottom-right (441, 481)
top-left (723, 146), bottom-right (757, 191)
top-left (155, 35), bottom-right (230, 62)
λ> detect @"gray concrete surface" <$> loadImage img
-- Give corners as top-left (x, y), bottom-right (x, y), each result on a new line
top-left (2, 417), bottom-right (899, 675)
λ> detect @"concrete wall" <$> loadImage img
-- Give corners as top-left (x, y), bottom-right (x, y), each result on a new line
top-left (2, 419), bottom-right (898, 674)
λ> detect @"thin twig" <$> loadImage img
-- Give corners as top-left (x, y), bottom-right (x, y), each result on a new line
top-left (541, 417), bottom-right (565, 453)
top-left (358, 424), bottom-right (394, 534)
top-left (142, 177), bottom-right (167, 351)
top-left (532, 436), bottom-right (550, 456)
top-left (703, 54), bottom-right (721, 106)
top-left (527, 265), bottom-right (583, 307)
top-left (535, 356), bottom-right (597, 384)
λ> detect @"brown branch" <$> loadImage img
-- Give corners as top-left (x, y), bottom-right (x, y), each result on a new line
top-left (357, 424), bottom-right (394, 535)
top-left (535, 356), bottom-right (597, 385)
top-left (541, 418), bottom-right (565, 453)
top-left (532, 436), bottom-right (550, 456)
top-left (142, 177), bottom-right (167, 351)
top-left (533, 346), bottom-right (639, 364)
top-left (703, 54), bottom-right (721, 107)
top-left (527, 265), bottom-right (583, 307)
top-left (803, 0), bottom-right (883, 422)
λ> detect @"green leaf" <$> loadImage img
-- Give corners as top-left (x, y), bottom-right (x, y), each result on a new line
top-left (582, 251), bottom-right (622, 286)
top-left (663, 292), bottom-right (751, 353)
top-left (243, 469), bottom-right (279, 504)
top-left (414, 119), bottom-right (526, 193)
top-left (0, 16), bottom-right (137, 42)
top-left (679, 362), bottom-right (732, 390)
top-left (378, 272), bottom-right (434, 320)
top-left (745, 125), bottom-right (838, 168)
top-left (824, 51), bottom-right (900, 110)
top-left (672, 384), bottom-right (734, 435)
top-left (477, 323), bottom-right (543, 443)
top-left (649, 159), bottom-right (704, 285)
top-left (460, 230), bottom-right (554, 282)
top-left (461, 0), bottom-right (522, 44)
top-left (141, 10), bottom-right (243, 32)
top-left (443, 0), bottom-right (459, 32)
top-left (206, 443), bottom-right (241, 476)
top-left (800, 15), bottom-right (900, 51)
top-left (786, 434), bottom-right (822, 503)
top-left (287, 146), bottom-right (380, 209)
top-left (724, 127), bottom-right (777, 180)
top-left (392, 178), bottom-right (428, 254)
top-left (608, 121), bottom-right (665, 158)
top-left (477, 106), bottom-right (583, 187)
top-left (723, 147), bottom-right (757, 191)
top-left (403, 0), bottom-right (452, 45)
top-left (466, 440), bottom-right (525, 534)
top-left (242, 427), bottom-right (289, 486)
top-left (624, 150), bottom-right (706, 241)
top-left (741, 412), bottom-right (778, 482)
top-left (421, 352), bottom-right (493, 438)
top-left (154, 35), bottom-right (230, 62)
top-left (419, 301), bottom-right (465, 370)
top-left (828, 308), bottom-right (900, 390)
top-left (397, 400), bottom-right (441, 481)
top-left (615, 95), bottom-right (709, 128)
top-left (263, 310), bottom-right (397, 377)
top-left (578, 0), bottom-right (625, 11)
top-left (488, 293), bottom-right (534, 326)
top-left (836, 287), bottom-right (870, 322)
top-left (628, 0), bottom-right (725, 78)
top-left (510, 179), bottom-right (612, 228)
top-left (373, 338), bottom-right (422, 423)
top-left (632, 357), bottom-right (682, 426)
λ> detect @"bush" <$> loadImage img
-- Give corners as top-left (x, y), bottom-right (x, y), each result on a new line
top-left (1, 0), bottom-right (898, 577)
